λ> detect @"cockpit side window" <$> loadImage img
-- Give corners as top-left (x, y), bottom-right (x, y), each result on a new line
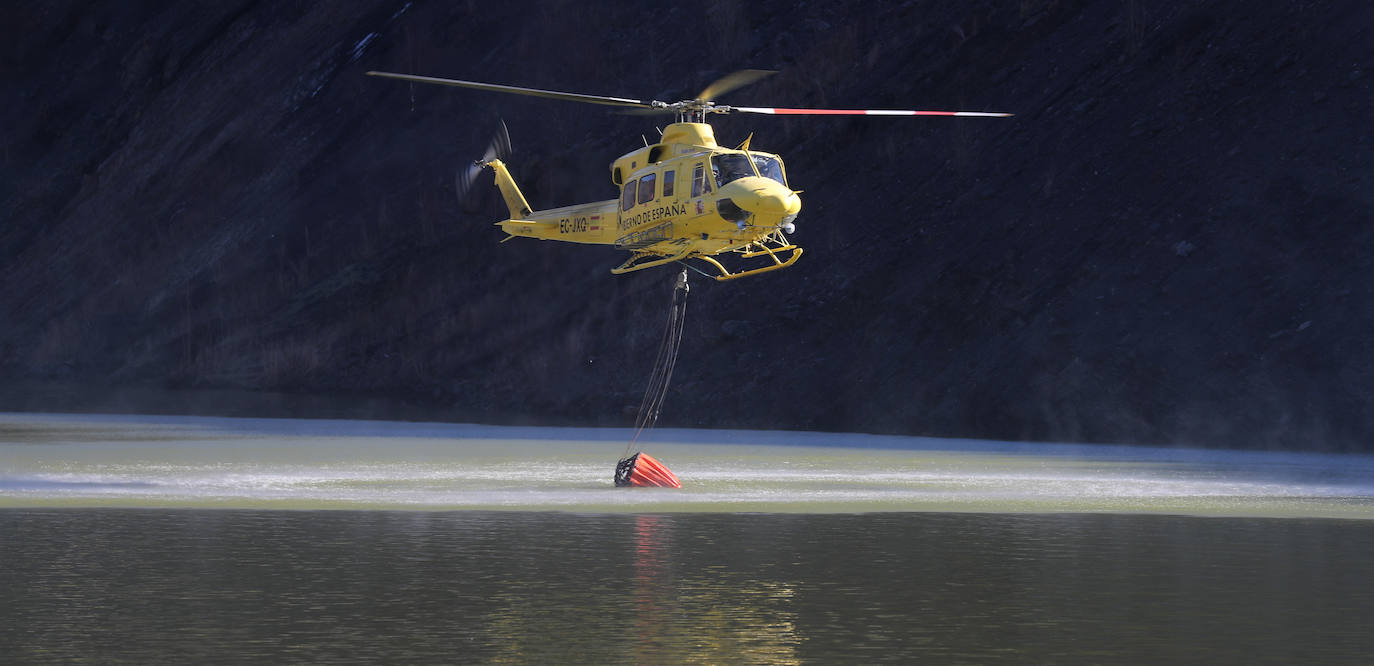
top-left (752, 154), bottom-right (787, 186)
top-left (712, 153), bottom-right (756, 187)
top-left (621, 179), bottom-right (637, 211)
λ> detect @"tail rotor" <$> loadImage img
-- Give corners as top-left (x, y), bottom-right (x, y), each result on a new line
top-left (456, 118), bottom-right (512, 213)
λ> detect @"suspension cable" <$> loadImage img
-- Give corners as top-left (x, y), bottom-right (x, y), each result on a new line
top-left (622, 270), bottom-right (690, 459)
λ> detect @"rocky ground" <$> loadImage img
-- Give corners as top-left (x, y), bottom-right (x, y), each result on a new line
top-left (3, 0), bottom-right (1371, 450)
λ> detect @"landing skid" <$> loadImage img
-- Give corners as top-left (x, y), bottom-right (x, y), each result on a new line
top-left (690, 241), bottom-right (802, 281)
top-left (611, 232), bottom-right (802, 281)
top-left (610, 246), bottom-right (694, 275)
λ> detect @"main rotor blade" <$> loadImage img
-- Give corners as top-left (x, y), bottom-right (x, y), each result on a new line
top-left (695, 69), bottom-right (776, 102)
top-left (367, 71), bottom-right (653, 109)
top-left (730, 106), bottom-right (1013, 117)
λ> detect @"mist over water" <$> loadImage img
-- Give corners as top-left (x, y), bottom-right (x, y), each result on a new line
top-left (3, 413), bottom-right (1372, 517)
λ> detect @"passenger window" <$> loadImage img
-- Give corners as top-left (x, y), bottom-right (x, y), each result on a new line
top-left (637, 173), bottom-right (656, 205)
top-left (662, 170), bottom-right (675, 197)
top-left (621, 180), bottom-right (637, 211)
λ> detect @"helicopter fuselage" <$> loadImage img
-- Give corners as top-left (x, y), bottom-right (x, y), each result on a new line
top-left (488, 122), bottom-right (802, 280)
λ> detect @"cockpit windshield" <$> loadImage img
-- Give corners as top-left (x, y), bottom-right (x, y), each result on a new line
top-left (751, 154), bottom-right (787, 186)
top-left (711, 153), bottom-right (756, 187)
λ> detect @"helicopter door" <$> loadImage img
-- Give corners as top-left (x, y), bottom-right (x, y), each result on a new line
top-left (691, 163), bottom-right (711, 197)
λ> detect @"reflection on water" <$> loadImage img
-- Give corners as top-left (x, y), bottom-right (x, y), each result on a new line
top-left (630, 514), bottom-right (801, 664)
top-left (3, 510), bottom-right (1373, 663)
top-left (635, 514), bottom-right (672, 661)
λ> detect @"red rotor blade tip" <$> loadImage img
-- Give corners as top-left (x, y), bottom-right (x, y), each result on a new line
top-left (733, 106), bottom-right (1011, 117)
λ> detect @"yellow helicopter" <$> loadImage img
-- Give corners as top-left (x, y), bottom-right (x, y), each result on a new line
top-left (367, 70), bottom-right (1009, 281)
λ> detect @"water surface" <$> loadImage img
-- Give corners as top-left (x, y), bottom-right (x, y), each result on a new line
top-left (3, 509), bottom-right (1372, 664)
top-left (4, 413), bottom-right (1374, 663)
top-left (3, 413), bottom-right (1373, 517)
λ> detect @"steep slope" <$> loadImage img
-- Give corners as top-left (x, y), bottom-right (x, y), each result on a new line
top-left (2, 0), bottom-right (1371, 449)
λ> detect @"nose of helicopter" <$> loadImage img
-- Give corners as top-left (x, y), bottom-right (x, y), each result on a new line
top-left (721, 178), bottom-right (801, 218)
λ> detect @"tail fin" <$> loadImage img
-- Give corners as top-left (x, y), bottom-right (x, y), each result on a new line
top-left (484, 159), bottom-right (533, 219)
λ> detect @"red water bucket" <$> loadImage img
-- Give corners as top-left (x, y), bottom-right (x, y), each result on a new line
top-left (614, 452), bottom-right (681, 488)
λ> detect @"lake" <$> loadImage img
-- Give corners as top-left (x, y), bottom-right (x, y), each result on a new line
top-left (3, 413), bottom-right (1372, 663)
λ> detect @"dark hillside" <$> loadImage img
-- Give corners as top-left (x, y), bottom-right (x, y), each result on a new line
top-left (2, 1), bottom-right (1371, 450)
